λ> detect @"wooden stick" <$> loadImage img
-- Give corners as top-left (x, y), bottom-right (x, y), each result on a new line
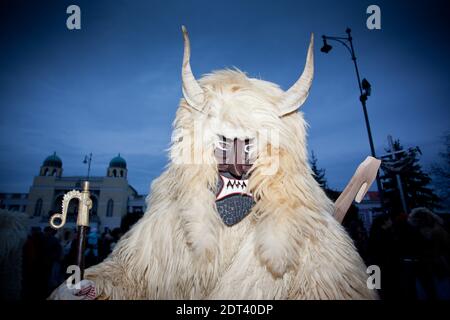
top-left (334, 156), bottom-right (381, 223)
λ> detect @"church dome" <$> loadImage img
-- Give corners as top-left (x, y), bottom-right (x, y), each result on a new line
top-left (109, 154), bottom-right (127, 169)
top-left (43, 152), bottom-right (62, 168)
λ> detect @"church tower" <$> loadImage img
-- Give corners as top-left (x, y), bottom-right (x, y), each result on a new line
top-left (107, 153), bottom-right (127, 178)
top-left (39, 152), bottom-right (63, 177)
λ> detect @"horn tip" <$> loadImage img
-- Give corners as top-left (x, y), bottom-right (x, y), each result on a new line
top-left (181, 25), bottom-right (187, 34)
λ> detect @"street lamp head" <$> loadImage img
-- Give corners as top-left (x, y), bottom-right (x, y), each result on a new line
top-left (320, 37), bottom-right (332, 53)
top-left (362, 78), bottom-right (371, 96)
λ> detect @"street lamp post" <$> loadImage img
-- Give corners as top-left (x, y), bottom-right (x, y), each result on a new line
top-left (321, 28), bottom-right (384, 211)
top-left (83, 153), bottom-right (92, 181)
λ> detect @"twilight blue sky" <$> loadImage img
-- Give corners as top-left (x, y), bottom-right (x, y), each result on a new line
top-left (0, 0), bottom-right (449, 194)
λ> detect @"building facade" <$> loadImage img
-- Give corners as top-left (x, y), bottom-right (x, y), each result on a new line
top-left (0, 153), bottom-right (146, 231)
top-left (354, 191), bottom-right (383, 232)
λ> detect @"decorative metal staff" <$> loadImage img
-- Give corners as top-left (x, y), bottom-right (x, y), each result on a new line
top-left (50, 181), bottom-right (92, 279)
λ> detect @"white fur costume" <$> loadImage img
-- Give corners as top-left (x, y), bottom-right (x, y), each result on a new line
top-left (53, 28), bottom-right (377, 300)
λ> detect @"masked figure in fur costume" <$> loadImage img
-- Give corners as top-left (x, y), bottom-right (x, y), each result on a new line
top-left (51, 27), bottom-right (378, 300)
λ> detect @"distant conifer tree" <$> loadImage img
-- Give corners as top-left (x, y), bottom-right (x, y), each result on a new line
top-left (380, 138), bottom-right (440, 214)
top-left (431, 132), bottom-right (450, 211)
top-left (310, 151), bottom-right (328, 190)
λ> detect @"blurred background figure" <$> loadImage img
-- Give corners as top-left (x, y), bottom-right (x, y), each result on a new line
top-left (60, 228), bottom-right (76, 276)
top-left (42, 226), bottom-right (63, 297)
top-left (342, 205), bottom-right (370, 264)
top-left (110, 228), bottom-right (124, 252)
top-left (22, 227), bottom-right (45, 299)
top-left (0, 209), bottom-right (28, 300)
top-left (85, 226), bottom-right (100, 268)
top-left (408, 207), bottom-right (450, 299)
top-left (368, 214), bottom-right (404, 299)
top-left (60, 228), bottom-right (74, 257)
top-left (99, 227), bottom-right (114, 261)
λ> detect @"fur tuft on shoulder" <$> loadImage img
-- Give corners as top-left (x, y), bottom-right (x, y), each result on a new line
top-left (0, 209), bottom-right (28, 260)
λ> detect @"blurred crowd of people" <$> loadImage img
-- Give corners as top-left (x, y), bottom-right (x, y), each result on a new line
top-left (21, 225), bottom-right (124, 299)
top-left (2, 206), bottom-right (449, 300)
top-left (344, 207), bottom-right (450, 300)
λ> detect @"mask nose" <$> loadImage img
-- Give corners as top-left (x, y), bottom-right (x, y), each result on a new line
top-left (229, 138), bottom-right (247, 178)
top-left (229, 162), bottom-right (244, 178)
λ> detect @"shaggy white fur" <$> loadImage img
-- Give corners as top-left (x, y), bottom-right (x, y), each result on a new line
top-left (71, 69), bottom-right (378, 300)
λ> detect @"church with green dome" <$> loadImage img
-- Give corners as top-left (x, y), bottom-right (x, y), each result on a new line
top-left (0, 152), bottom-right (147, 230)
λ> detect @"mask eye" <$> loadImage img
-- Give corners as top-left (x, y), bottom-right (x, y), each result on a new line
top-left (244, 144), bottom-right (254, 154)
top-left (216, 141), bottom-right (231, 151)
top-left (216, 136), bottom-right (232, 151)
top-left (244, 138), bottom-right (256, 156)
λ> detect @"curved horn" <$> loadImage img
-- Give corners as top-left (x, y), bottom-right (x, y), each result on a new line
top-left (278, 33), bottom-right (314, 117)
top-left (181, 26), bottom-right (205, 112)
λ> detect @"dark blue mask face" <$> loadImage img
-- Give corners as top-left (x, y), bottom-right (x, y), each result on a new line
top-left (215, 172), bottom-right (255, 226)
